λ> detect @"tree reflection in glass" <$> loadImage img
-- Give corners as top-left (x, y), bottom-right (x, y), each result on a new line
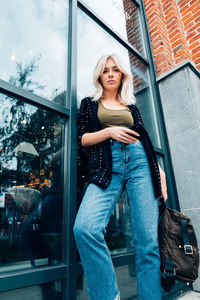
top-left (0, 92), bottom-right (65, 271)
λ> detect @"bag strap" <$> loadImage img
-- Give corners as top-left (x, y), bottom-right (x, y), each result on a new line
top-left (159, 200), bottom-right (176, 291)
top-left (161, 258), bottom-right (176, 292)
top-left (181, 219), bottom-right (193, 254)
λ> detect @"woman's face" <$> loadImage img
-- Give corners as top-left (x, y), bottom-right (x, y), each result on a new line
top-left (99, 58), bottom-right (123, 91)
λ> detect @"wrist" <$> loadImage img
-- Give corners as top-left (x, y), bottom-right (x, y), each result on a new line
top-left (103, 127), bottom-right (111, 139)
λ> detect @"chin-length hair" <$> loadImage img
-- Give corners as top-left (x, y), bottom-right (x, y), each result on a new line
top-left (91, 53), bottom-right (136, 105)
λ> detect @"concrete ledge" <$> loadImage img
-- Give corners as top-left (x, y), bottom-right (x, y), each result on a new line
top-left (156, 60), bottom-right (200, 83)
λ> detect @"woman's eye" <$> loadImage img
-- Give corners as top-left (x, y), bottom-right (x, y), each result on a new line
top-left (103, 70), bottom-right (108, 73)
top-left (114, 69), bottom-right (119, 72)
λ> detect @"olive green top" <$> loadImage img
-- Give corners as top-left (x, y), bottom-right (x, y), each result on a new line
top-left (97, 100), bottom-right (134, 129)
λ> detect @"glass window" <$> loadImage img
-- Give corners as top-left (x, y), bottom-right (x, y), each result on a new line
top-left (77, 8), bottom-right (162, 263)
top-left (0, 93), bottom-right (65, 272)
top-left (0, 1), bottom-right (68, 104)
top-left (135, 87), bottom-right (161, 147)
top-left (0, 280), bottom-right (64, 299)
top-left (77, 9), bottom-right (161, 147)
top-left (106, 192), bottom-right (134, 255)
top-left (82, 0), bottom-right (144, 54)
top-left (77, 8), bottom-right (147, 103)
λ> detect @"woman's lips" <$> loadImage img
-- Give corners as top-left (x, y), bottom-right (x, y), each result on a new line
top-left (107, 80), bottom-right (116, 83)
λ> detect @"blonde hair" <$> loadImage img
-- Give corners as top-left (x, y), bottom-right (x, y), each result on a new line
top-left (92, 53), bottom-right (136, 105)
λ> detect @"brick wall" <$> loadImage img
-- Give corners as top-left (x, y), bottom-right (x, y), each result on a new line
top-left (144, 0), bottom-right (200, 77)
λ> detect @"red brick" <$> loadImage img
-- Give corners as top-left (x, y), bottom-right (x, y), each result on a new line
top-left (179, 4), bottom-right (190, 14)
top-left (193, 57), bottom-right (200, 64)
top-left (180, 6), bottom-right (193, 17)
top-left (171, 38), bottom-right (187, 48)
top-left (189, 34), bottom-right (200, 44)
top-left (143, 0), bottom-right (200, 76)
top-left (194, 17), bottom-right (200, 24)
top-left (181, 12), bottom-right (193, 23)
top-left (191, 45), bottom-right (200, 55)
top-left (187, 23), bottom-right (199, 34)
top-left (184, 21), bottom-right (195, 30)
top-left (174, 47), bottom-right (190, 57)
top-left (189, 41), bottom-right (200, 49)
top-left (170, 33), bottom-right (185, 44)
top-left (175, 55), bottom-right (189, 64)
top-left (187, 31), bottom-right (198, 40)
top-left (189, 0), bottom-right (199, 5)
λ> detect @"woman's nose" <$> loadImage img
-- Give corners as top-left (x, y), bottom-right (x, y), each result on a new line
top-left (108, 70), bottom-right (113, 76)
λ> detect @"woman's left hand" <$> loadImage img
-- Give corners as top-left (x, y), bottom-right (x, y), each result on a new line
top-left (158, 165), bottom-right (168, 202)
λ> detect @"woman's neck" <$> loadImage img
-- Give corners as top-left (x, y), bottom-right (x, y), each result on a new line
top-left (102, 90), bottom-right (119, 102)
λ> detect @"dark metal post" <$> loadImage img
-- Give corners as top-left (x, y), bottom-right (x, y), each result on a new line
top-left (64, 0), bottom-right (78, 299)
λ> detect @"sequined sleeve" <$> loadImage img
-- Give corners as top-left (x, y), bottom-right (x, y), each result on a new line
top-left (134, 105), bottom-right (144, 126)
top-left (77, 98), bottom-right (90, 146)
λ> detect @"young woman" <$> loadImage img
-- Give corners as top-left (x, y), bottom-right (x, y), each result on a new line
top-left (74, 53), bottom-right (167, 300)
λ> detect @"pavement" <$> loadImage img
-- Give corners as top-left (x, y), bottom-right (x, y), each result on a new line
top-left (177, 291), bottom-right (200, 299)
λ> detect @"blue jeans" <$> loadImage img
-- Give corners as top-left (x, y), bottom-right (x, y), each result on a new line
top-left (74, 140), bottom-right (161, 300)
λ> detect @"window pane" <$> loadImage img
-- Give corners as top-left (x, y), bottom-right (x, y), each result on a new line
top-left (106, 192), bottom-right (134, 255)
top-left (83, 0), bottom-right (145, 54)
top-left (77, 9), bottom-right (147, 103)
top-left (0, 280), bottom-right (64, 299)
top-left (0, 94), bottom-right (65, 272)
top-left (77, 9), bottom-right (161, 147)
top-left (136, 87), bottom-right (161, 147)
top-left (0, 1), bottom-right (68, 104)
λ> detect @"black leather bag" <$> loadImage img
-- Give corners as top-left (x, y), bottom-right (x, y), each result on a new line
top-left (158, 200), bottom-right (199, 292)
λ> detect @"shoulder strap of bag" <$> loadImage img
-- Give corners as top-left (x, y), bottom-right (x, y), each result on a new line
top-left (161, 258), bottom-right (176, 292)
top-left (181, 219), bottom-right (193, 254)
top-left (159, 200), bottom-right (176, 291)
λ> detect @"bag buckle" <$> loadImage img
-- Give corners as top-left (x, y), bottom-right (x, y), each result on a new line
top-left (164, 269), bottom-right (176, 275)
top-left (184, 245), bottom-right (193, 255)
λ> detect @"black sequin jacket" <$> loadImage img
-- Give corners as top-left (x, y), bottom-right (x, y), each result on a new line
top-left (77, 97), bottom-right (162, 198)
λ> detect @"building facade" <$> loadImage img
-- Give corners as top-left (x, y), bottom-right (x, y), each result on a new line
top-left (0, 0), bottom-right (199, 299)
top-left (144, 0), bottom-right (200, 292)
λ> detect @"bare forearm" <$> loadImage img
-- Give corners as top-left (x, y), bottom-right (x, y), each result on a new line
top-left (81, 127), bottom-right (140, 147)
top-left (158, 164), bottom-right (164, 175)
top-left (81, 128), bottom-right (110, 147)
top-left (158, 163), bottom-right (168, 202)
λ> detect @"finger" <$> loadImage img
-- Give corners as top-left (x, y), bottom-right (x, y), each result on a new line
top-left (122, 132), bottom-right (138, 143)
top-left (157, 194), bottom-right (167, 202)
top-left (162, 189), bottom-right (168, 201)
top-left (117, 134), bottom-right (135, 144)
top-left (163, 193), bottom-right (168, 202)
top-left (118, 136), bottom-right (132, 144)
top-left (123, 128), bottom-right (140, 137)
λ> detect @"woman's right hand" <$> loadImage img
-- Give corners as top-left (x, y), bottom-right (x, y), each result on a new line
top-left (81, 127), bottom-right (140, 147)
top-left (107, 127), bottom-right (140, 144)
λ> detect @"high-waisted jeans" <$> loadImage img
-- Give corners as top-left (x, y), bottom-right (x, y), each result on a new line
top-left (74, 140), bottom-right (161, 300)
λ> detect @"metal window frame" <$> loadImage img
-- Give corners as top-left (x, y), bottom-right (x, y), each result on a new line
top-left (0, 79), bottom-right (70, 118)
top-left (78, 0), bottom-right (149, 66)
top-left (0, 265), bottom-right (67, 293)
top-left (0, 1), bottom-right (71, 297)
